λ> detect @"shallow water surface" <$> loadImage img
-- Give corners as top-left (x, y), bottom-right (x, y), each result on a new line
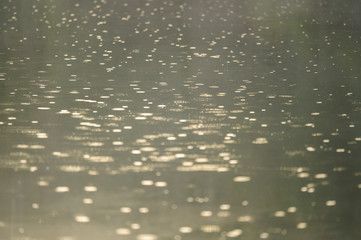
top-left (1, 0), bottom-right (361, 239)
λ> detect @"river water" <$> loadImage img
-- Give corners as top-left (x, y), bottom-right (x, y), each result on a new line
top-left (1, 0), bottom-right (361, 239)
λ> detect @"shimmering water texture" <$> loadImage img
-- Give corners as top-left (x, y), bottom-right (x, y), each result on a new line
top-left (1, 0), bottom-right (361, 239)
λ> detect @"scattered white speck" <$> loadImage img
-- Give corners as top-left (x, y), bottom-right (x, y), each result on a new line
top-left (115, 228), bottom-right (131, 235)
top-left (137, 234), bottom-right (158, 240)
top-left (37, 180), bottom-right (49, 186)
top-left (326, 200), bottom-right (336, 206)
top-left (141, 180), bottom-right (154, 186)
top-left (200, 225), bottom-right (220, 233)
top-left (297, 222), bottom-right (307, 229)
top-left (233, 176), bottom-right (251, 182)
top-left (315, 173), bottom-right (327, 179)
top-left (74, 215), bottom-right (90, 223)
top-left (297, 172), bottom-right (309, 178)
top-left (200, 211), bottom-right (213, 217)
top-left (55, 186), bottom-right (69, 193)
top-left (112, 108), bottom-right (125, 111)
top-left (112, 141), bottom-right (124, 145)
top-left (274, 211), bottom-right (286, 217)
top-left (139, 207), bottom-right (149, 213)
top-left (155, 181), bottom-right (167, 187)
top-left (288, 207), bottom-right (297, 213)
top-left (252, 138), bottom-right (268, 144)
top-left (84, 186), bottom-right (97, 192)
top-left (120, 207), bottom-right (132, 213)
top-left (306, 147), bottom-right (316, 152)
top-left (260, 232), bottom-right (269, 239)
top-left (179, 227), bottom-right (192, 233)
top-left (226, 229), bottom-right (242, 237)
top-left (220, 204), bottom-right (230, 210)
top-left (237, 215), bottom-right (253, 222)
top-left (83, 198), bottom-right (93, 204)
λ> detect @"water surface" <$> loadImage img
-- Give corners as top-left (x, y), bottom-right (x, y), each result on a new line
top-left (1, 0), bottom-right (361, 239)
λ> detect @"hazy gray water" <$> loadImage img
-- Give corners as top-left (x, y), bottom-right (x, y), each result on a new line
top-left (1, 0), bottom-right (361, 239)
